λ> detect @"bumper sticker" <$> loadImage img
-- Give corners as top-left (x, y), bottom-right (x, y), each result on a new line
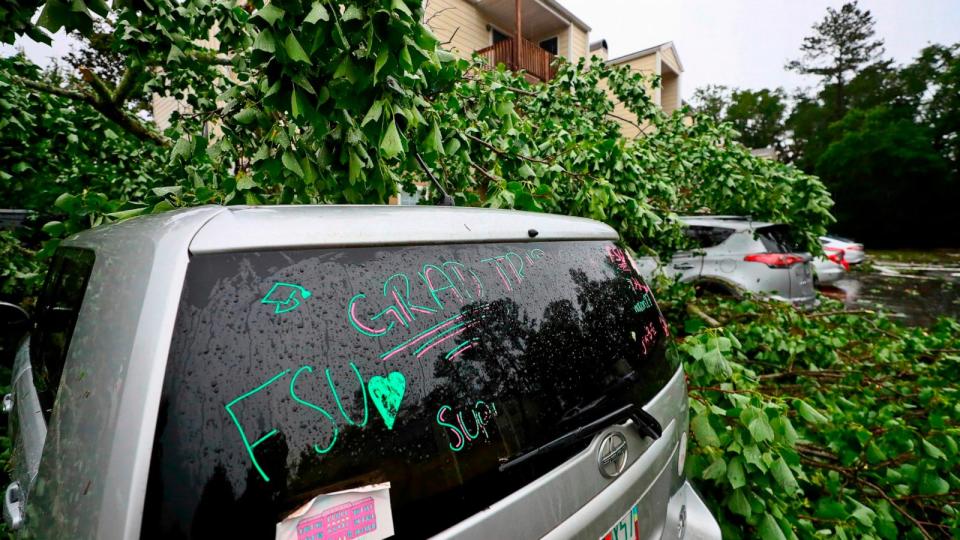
top-left (276, 482), bottom-right (394, 540)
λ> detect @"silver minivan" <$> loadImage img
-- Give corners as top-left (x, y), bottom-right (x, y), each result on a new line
top-left (2, 206), bottom-right (719, 539)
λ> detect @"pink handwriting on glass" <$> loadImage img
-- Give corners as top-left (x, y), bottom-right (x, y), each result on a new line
top-left (435, 400), bottom-right (499, 452)
top-left (639, 322), bottom-right (659, 355)
top-left (605, 246), bottom-right (632, 273)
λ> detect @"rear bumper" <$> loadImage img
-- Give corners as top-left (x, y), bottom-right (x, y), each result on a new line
top-left (665, 481), bottom-right (722, 540)
top-left (815, 266), bottom-right (844, 284)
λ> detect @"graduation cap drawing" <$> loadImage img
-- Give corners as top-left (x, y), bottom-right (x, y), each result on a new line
top-left (261, 282), bottom-right (312, 314)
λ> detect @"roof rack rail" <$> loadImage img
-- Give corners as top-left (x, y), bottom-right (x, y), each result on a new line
top-left (678, 215), bottom-right (752, 220)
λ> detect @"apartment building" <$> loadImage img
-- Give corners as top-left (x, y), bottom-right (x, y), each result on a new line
top-left (423, 0), bottom-right (684, 136)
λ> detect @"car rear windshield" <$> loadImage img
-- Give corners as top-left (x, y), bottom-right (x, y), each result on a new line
top-left (757, 225), bottom-right (798, 253)
top-left (141, 240), bottom-right (676, 539)
top-left (684, 225), bottom-right (735, 249)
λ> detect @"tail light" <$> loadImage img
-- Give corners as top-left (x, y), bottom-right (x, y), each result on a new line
top-left (743, 253), bottom-right (805, 268)
top-left (824, 247), bottom-right (850, 271)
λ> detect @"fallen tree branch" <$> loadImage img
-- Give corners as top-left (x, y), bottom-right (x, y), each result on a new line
top-left (464, 133), bottom-right (553, 164)
top-left (807, 309), bottom-right (877, 318)
top-left (686, 303), bottom-right (722, 328)
top-left (759, 369), bottom-right (847, 381)
top-left (12, 75), bottom-right (170, 147)
top-left (858, 478), bottom-right (935, 540)
top-left (80, 66), bottom-right (114, 103)
top-left (112, 63), bottom-right (145, 105)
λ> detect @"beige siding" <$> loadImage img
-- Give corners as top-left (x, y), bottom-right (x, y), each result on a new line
top-left (569, 25), bottom-right (588, 61)
top-left (556, 27), bottom-right (570, 60)
top-left (608, 53), bottom-right (660, 137)
top-left (152, 94), bottom-right (198, 131)
top-left (660, 46), bottom-right (681, 74)
top-left (424, 0), bottom-right (490, 59)
top-left (661, 72), bottom-right (680, 115)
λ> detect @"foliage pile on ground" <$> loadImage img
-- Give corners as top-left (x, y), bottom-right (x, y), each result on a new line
top-left (663, 283), bottom-right (960, 539)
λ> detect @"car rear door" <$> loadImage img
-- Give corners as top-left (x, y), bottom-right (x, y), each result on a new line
top-left (140, 239), bottom-right (679, 539)
top-left (3, 248), bottom-right (95, 529)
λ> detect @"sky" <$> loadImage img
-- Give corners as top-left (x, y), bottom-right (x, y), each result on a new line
top-left (556, 0), bottom-right (960, 100)
top-left (4, 0), bottom-right (960, 101)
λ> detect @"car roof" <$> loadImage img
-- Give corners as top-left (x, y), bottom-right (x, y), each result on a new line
top-left (678, 215), bottom-right (776, 231)
top-left (64, 205), bottom-right (618, 254)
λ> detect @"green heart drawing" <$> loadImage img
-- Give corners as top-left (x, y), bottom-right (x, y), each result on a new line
top-left (368, 371), bottom-right (406, 430)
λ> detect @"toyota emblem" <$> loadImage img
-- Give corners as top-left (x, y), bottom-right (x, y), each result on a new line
top-left (597, 431), bottom-right (629, 478)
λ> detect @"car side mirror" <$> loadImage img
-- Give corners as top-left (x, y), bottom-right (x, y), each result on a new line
top-left (0, 301), bottom-right (30, 368)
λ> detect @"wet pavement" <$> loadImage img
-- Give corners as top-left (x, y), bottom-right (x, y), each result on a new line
top-left (818, 251), bottom-right (960, 326)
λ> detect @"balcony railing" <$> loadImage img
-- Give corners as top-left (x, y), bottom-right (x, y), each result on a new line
top-left (476, 38), bottom-right (558, 82)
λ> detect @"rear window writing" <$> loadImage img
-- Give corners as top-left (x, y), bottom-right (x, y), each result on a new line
top-left (142, 241), bottom-right (675, 538)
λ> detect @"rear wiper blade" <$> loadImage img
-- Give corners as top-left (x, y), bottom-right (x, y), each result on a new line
top-left (498, 404), bottom-right (662, 472)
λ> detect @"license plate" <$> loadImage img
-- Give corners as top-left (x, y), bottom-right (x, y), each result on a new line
top-left (599, 503), bottom-right (640, 540)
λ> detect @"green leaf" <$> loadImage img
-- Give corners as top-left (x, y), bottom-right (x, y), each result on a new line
top-left (771, 416), bottom-right (798, 445)
top-left (304, 1), bottom-right (329, 23)
top-left (152, 186), bottom-right (183, 198)
top-left (284, 32), bottom-right (312, 64)
top-left (727, 488), bottom-right (752, 518)
top-left (373, 48), bottom-right (389, 81)
top-left (517, 164), bottom-right (535, 179)
top-left (702, 457), bottom-right (727, 481)
top-left (726, 456), bottom-right (746, 489)
top-left (41, 221), bottom-right (64, 237)
top-left (743, 444), bottom-right (763, 470)
top-left (170, 136), bottom-right (193, 162)
top-left (815, 498), bottom-right (847, 520)
top-left (391, 0), bottom-right (412, 17)
top-left (253, 29), bottom-right (278, 53)
top-left (757, 513), bottom-right (787, 540)
top-left (795, 399), bottom-right (828, 424)
top-left (106, 208), bottom-right (148, 221)
top-left (748, 413), bottom-right (775, 443)
top-left (54, 193), bottom-right (78, 212)
top-left (166, 44), bottom-right (184, 63)
top-left (846, 497), bottom-right (876, 527)
top-left (86, 0), bottom-right (109, 16)
top-left (921, 438), bottom-right (947, 460)
top-left (291, 88), bottom-right (306, 118)
top-left (771, 457), bottom-right (799, 495)
top-left (282, 151), bottom-right (305, 177)
top-left (691, 415), bottom-right (720, 447)
top-left (422, 121), bottom-right (443, 154)
top-left (342, 4), bottom-right (362, 21)
top-left (362, 100), bottom-right (384, 127)
top-left (379, 120), bottom-right (403, 159)
top-left (151, 200), bottom-right (176, 214)
top-left (254, 3), bottom-right (285, 26)
top-left (348, 150), bottom-right (363, 183)
top-left (233, 107), bottom-right (258, 124)
top-left (236, 174), bottom-right (257, 190)
top-left (865, 442), bottom-right (888, 464)
top-left (919, 472), bottom-right (950, 495)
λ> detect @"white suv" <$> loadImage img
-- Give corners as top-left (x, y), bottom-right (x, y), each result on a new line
top-left (644, 216), bottom-right (817, 306)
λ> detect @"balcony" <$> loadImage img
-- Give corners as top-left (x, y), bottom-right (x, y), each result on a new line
top-left (476, 37), bottom-right (558, 82)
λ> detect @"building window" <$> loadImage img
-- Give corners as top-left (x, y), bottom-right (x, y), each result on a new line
top-left (539, 37), bottom-right (558, 55)
top-left (491, 27), bottom-right (510, 44)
